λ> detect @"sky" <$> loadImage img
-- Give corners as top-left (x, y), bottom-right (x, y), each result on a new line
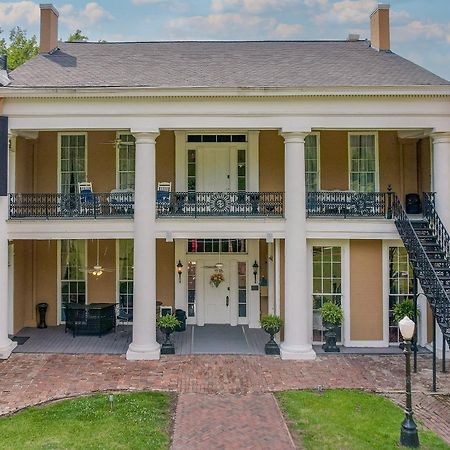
top-left (0, 0), bottom-right (449, 80)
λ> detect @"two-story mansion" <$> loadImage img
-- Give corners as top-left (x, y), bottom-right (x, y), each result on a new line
top-left (0, 4), bottom-right (449, 360)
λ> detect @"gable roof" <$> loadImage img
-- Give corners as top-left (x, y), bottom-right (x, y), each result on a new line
top-left (6, 40), bottom-right (450, 89)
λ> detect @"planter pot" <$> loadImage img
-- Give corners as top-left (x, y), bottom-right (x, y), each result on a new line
top-left (159, 326), bottom-right (175, 355)
top-left (263, 327), bottom-right (280, 355)
top-left (322, 322), bottom-right (340, 353)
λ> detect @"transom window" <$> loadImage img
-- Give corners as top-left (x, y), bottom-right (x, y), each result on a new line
top-left (60, 239), bottom-right (86, 320)
top-left (349, 133), bottom-right (377, 192)
top-left (305, 134), bottom-right (319, 192)
top-left (59, 134), bottom-right (86, 194)
top-left (187, 134), bottom-right (246, 143)
top-left (118, 239), bottom-right (134, 317)
top-left (389, 246), bottom-right (414, 343)
top-left (187, 239), bottom-right (247, 253)
top-left (117, 133), bottom-right (136, 190)
top-left (312, 246), bottom-right (342, 343)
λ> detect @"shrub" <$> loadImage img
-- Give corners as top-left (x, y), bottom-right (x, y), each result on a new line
top-left (393, 299), bottom-right (419, 323)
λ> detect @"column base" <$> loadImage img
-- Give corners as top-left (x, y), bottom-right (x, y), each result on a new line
top-left (280, 342), bottom-right (316, 360)
top-left (126, 342), bottom-right (161, 361)
top-left (0, 339), bottom-right (17, 359)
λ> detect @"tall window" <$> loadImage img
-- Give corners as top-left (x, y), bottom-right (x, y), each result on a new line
top-left (349, 134), bottom-right (377, 192)
top-left (59, 134), bottom-right (86, 193)
top-left (187, 149), bottom-right (196, 191)
top-left (118, 239), bottom-right (134, 316)
top-left (117, 133), bottom-right (136, 190)
top-left (312, 246), bottom-right (342, 342)
top-left (389, 246), bottom-right (414, 343)
top-left (305, 134), bottom-right (319, 192)
top-left (238, 262), bottom-right (247, 318)
top-left (187, 261), bottom-right (196, 317)
top-left (60, 240), bottom-right (86, 320)
top-left (237, 149), bottom-right (246, 191)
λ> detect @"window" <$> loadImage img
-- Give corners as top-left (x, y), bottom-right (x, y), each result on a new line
top-left (389, 246), bottom-right (414, 343)
top-left (187, 239), bottom-right (247, 253)
top-left (312, 246), bottom-right (342, 342)
top-left (187, 134), bottom-right (246, 143)
top-left (117, 133), bottom-right (136, 190)
top-left (187, 149), bottom-right (196, 191)
top-left (349, 134), bottom-right (377, 192)
top-left (187, 261), bottom-right (196, 317)
top-left (238, 262), bottom-right (247, 318)
top-left (118, 239), bottom-right (134, 316)
top-left (59, 134), bottom-right (86, 193)
top-left (60, 240), bottom-right (86, 320)
top-left (305, 134), bottom-right (319, 192)
top-left (237, 149), bottom-right (246, 191)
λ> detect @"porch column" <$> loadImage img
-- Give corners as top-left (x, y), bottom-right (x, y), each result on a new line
top-left (432, 132), bottom-right (450, 230)
top-left (280, 132), bottom-right (315, 360)
top-left (126, 131), bottom-right (160, 360)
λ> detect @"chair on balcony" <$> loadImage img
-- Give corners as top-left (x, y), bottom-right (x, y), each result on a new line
top-left (78, 182), bottom-right (98, 215)
top-left (157, 182), bottom-right (172, 214)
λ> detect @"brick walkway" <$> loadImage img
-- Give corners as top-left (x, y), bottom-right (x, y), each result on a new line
top-left (0, 353), bottom-right (449, 448)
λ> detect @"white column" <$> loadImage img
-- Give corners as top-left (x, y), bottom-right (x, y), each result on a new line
top-left (267, 242), bottom-right (275, 315)
top-left (0, 196), bottom-right (17, 359)
top-left (275, 238), bottom-right (281, 317)
top-left (280, 132), bottom-right (315, 360)
top-left (126, 131), bottom-right (160, 360)
top-left (432, 132), bottom-right (450, 229)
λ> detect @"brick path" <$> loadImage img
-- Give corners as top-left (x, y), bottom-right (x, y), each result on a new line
top-left (0, 353), bottom-right (449, 448)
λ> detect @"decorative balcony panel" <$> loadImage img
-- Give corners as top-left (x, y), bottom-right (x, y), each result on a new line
top-left (156, 192), bottom-right (285, 218)
top-left (9, 192), bottom-right (134, 219)
top-left (306, 191), bottom-right (393, 219)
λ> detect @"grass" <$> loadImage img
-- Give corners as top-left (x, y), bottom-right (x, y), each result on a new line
top-left (276, 389), bottom-right (450, 450)
top-left (0, 392), bottom-right (173, 450)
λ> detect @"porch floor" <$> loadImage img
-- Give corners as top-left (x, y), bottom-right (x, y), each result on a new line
top-left (11, 324), bottom-right (268, 355)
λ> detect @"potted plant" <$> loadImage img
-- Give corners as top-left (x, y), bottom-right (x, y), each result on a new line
top-left (157, 314), bottom-right (181, 355)
top-left (393, 299), bottom-right (419, 348)
top-left (210, 270), bottom-right (225, 288)
top-left (320, 302), bottom-right (343, 352)
top-left (260, 314), bottom-right (283, 355)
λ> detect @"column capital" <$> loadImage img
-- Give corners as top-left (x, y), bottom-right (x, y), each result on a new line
top-left (131, 130), bottom-right (160, 144)
top-left (431, 132), bottom-right (450, 145)
top-left (280, 131), bottom-right (309, 143)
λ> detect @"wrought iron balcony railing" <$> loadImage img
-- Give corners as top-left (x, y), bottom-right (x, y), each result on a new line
top-left (9, 192), bottom-right (135, 219)
top-left (156, 191), bottom-right (284, 217)
top-left (306, 191), bottom-right (394, 219)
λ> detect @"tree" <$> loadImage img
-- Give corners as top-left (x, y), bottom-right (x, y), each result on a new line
top-left (0, 28), bottom-right (6, 56)
top-left (67, 30), bottom-right (88, 42)
top-left (5, 27), bottom-right (38, 71)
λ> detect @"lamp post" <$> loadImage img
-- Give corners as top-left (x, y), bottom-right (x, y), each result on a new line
top-left (399, 315), bottom-right (420, 448)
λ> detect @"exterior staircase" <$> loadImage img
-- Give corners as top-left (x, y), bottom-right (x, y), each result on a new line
top-left (393, 193), bottom-right (450, 348)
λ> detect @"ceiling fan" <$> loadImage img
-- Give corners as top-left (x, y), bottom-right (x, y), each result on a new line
top-left (99, 138), bottom-right (135, 148)
top-left (80, 240), bottom-right (115, 277)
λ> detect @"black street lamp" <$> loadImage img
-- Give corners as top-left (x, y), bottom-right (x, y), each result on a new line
top-left (399, 315), bottom-right (420, 448)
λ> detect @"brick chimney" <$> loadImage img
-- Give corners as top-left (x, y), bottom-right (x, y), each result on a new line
top-left (370, 4), bottom-right (390, 51)
top-left (39, 4), bottom-right (59, 53)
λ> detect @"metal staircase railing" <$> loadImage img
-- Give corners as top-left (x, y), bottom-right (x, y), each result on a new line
top-left (392, 194), bottom-right (450, 347)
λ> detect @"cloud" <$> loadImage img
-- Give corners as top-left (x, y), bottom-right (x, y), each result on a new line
top-left (0, 1), bottom-right (40, 25)
top-left (271, 23), bottom-right (303, 38)
top-left (316, 0), bottom-right (376, 24)
top-left (131, 0), bottom-right (168, 4)
top-left (211, 0), bottom-right (296, 14)
top-left (393, 20), bottom-right (450, 44)
top-left (59, 2), bottom-right (113, 29)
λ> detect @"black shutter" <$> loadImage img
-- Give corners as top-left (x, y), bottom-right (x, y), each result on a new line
top-left (0, 116), bottom-right (7, 196)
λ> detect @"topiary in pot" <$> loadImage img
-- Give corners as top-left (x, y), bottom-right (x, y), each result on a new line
top-left (320, 302), bottom-right (343, 353)
top-left (157, 314), bottom-right (181, 355)
top-left (260, 314), bottom-right (283, 355)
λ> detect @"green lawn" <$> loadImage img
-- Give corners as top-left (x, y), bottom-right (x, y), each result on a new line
top-left (0, 392), bottom-right (172, 450)
top-left (276, 389), bottom-right (450, 450)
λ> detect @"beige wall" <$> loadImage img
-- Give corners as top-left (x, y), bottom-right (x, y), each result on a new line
top-left (320, 131), bottom-right (349, 190)
top-left (157, 239), bottom-right (175, 309)
top-left (87, 131), bottom-right (116, 192)
top-left (156, 131), bottom-right (175, 187)
top-left (350, 240), bottom-right (383, 341)
top-left (87, 239), bottom-right (116, 303)
top-left (259, 131), bottom-right (284, 192)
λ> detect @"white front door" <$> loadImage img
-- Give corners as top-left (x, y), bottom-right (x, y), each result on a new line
top-left (204, 263), bottom-right (230, 324)
top-left (201, 147), bottom-right (230, 191)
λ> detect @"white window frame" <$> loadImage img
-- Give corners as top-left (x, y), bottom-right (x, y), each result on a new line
top-left (347, 132), bottom-right (379, 192)
top-left (115, 131), bottom-right (136, 190)
top-left (57, 239), bottom-right (88, 324)
top-left (116, 239), bottom-right (134, 317)
top-left (305, 132), bottom-right (321, 192)
top-left (57, 132), bottom-right (88, 193)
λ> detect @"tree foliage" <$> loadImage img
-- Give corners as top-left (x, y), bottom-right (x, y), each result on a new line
top-left (68, 30), bottom-right (88, 42)
top-left (0, 26), bottom-right (38, 71)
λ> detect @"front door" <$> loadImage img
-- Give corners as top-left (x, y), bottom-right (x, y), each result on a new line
top-left (201, 147), bottom-right (230, 191)
top-left (204, 263), bottom-right (230, 324)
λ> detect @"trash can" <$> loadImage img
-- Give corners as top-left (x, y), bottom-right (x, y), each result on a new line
top-left (405, 193), bottom-right (422, 214)
top-left (175, 309), bottom-right (186, 332)
top-left (37, 302), bottom-right (48, 328)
